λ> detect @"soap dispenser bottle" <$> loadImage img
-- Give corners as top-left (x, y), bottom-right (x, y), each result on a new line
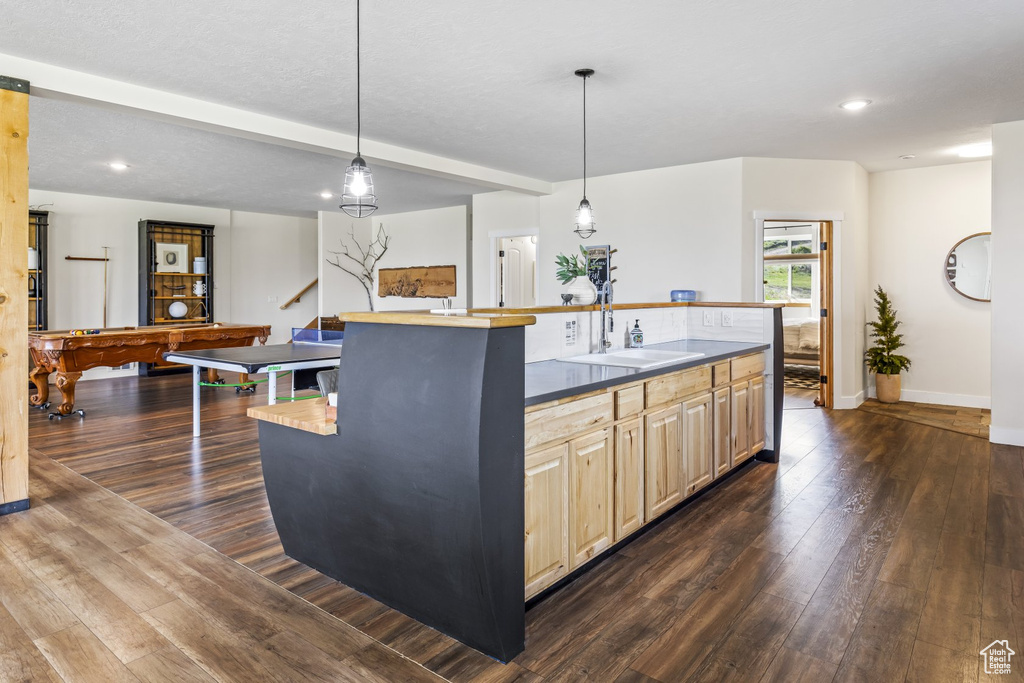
top-left (630, 319), bottom-right (644, 348)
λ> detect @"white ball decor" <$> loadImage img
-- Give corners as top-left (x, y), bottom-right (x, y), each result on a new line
top-left (168, 301), bottom-right (188, 319)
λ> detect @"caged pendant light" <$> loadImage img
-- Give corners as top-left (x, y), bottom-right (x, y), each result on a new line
top-left (340, 0), bottom-right (378, 218)
top-left (573, 68), bottom-right (596, 239)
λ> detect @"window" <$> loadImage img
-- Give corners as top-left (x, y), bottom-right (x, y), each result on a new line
top-left (763, 234), bottom-right (815, 302)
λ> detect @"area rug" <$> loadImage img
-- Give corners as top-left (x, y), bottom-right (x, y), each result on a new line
top-left (784, 364), bottom-right (820, 390)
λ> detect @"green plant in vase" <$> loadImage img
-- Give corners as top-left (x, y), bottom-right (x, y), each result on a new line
top-left (864, 286), bottom-right (911, 403)
top-left (555, 246), bottom-right (596, 305)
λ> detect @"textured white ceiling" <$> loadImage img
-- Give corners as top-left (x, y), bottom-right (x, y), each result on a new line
top-left (6, 0), bottom-right (1024, 215)
top-left (27, 98), bottom-right (484, 217)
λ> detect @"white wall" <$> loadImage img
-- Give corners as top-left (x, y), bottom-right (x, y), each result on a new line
top-left (742, 158), bottom-right (870, 408)
top-left (472, 159), bottom-right (744, 308)
top-left (318, 205), bottom-right (469, 317)
top-left (227, 210), bottom-right (318, 344)
top-left (471, 157), bottom-right (869, 408)
top-left (28, 190), bottom-right (317, 377)
top-left (868, 162), bottom-right (991, 408)
top-left (991, 120), bottom-right (1024, 445)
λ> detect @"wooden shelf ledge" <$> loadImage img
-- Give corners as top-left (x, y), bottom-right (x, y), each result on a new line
top-left (248, 396), bottom-right (337, 436)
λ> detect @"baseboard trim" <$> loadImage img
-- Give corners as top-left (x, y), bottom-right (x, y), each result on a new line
top-left (990, 426), bottom-right (1024, 447)
top-left (865, 387), bottom-right (991, 409)
top-left (0, 499), bottom-right (30, 516)
top-left (834, 391), bottom-right (864, 410)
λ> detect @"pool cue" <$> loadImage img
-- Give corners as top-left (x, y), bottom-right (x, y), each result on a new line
top-left (102, 246), bottom-right (109, 328)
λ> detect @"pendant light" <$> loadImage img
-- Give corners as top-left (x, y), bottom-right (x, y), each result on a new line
top-left (341, 0), bottom-right (378, 218)
top-left (574, 68), bottom-right (596, 239)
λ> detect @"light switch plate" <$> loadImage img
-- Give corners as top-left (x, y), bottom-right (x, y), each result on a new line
top-left (703, 310), bottom-right (714, 326)
top-left (268, 296), bottom-right (278, 303)
top-left (722, 311), bottom-right (734, 327)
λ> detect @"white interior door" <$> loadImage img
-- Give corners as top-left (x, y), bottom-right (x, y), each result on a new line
top-left (498, 236), bottom-right (536, 308)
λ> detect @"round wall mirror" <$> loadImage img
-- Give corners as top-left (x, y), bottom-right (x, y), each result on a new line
top-left (944, 232), bottom-right (991, 302)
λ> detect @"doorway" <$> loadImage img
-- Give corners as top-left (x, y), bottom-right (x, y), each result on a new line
top-left (760, 220), bottom-right (834, 409)
top-left (496, 236), bottom-right (537, 308)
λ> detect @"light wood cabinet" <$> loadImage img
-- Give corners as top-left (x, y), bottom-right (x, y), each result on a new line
top-left (614, 418), bottom-right (644, 540)
top-left (750, 375), bottom-right (766, 453)
top-left (524, 352), bottom-right (767, 594)
top-left (682, 393), bottom-right (713, 496)
top-left (569, 429), bottom-right (614, 569)
top-left (525, 443), bottom-right (569, 599)
top-left (731, 380), bottom-right (751, 465)
top-left (713, 387), bottom-right (732, 476)
top-left (645, 404), bottom-right (684, 519)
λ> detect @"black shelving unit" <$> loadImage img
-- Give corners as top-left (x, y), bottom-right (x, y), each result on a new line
top-left (28, 210), bottom-right (48, 331)
top-left (138, 220), bottom-right (215, 376)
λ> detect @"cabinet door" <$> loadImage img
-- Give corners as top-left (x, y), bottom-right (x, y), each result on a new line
top-left (569, 429), bottom-right (614, 569)
top-left (645, 404), bottom-right (684, 520)
top-left (525, 443), bottom-right (569, 599)
top-left (614, 419), bottom-right (644, 541)
top-left (683, 393), bottom-right (714, 496)
top-left (713, 387), bottom-right (732, 476)
top-left (749, 375), bottom-right (766, 454)
top-left (731, 381), bottom-right (751, 465)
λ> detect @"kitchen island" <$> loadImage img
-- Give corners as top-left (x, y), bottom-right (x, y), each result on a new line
top-left (249, 304), bottom-right (782, 662)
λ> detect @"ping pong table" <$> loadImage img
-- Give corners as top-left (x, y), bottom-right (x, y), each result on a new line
top-left (164, 337), bottom-right (342, 437)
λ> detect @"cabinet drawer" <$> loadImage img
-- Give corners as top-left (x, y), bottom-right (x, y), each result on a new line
top-left (712, 362), bottom-right (731, 387)
top-left (645, 366), bottom-right (711, 408)
top-left (731, 353), bottom-right (765, 382)
top-left (525, 393), bottom-right (614, 451)
top-left (615, 385), bottom-right (644, 420)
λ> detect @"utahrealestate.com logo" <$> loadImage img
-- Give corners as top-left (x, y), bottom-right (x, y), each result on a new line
top-left (981, 640), bottom-right (1015, 675)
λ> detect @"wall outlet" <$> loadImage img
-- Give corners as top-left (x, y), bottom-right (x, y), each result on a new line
top-left (722, 311), bottom-right (734, 327)
top-left (703, 310), bottom-right (714, 326)
top-left (268, 295), bottom-right (278, 303)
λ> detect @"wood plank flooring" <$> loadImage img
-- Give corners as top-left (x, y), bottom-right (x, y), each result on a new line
top-left (20, 373), bottom-right (1023, 682)
top-left (859, 397), bottom-right (991, 439)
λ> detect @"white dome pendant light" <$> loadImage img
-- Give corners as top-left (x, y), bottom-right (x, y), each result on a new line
top-left (341, 0), bottom-right (378, 218)
top-left (574, 68), bottom-right (596, 239)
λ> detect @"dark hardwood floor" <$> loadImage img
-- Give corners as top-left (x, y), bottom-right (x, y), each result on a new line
top-left (23, 373), bottom-right (1022, 682)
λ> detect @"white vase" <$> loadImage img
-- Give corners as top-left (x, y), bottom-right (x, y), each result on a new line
top-left (567, 277), bottom-right (598, 306)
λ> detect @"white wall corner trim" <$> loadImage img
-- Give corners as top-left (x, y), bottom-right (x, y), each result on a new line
top-left (834, 391), bottom-right (865, 410)
top-left (990, 427), bottom-right (1024, 447)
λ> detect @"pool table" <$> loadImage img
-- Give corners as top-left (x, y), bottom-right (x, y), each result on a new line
top-left (28, 323), bottom-right (271, 417)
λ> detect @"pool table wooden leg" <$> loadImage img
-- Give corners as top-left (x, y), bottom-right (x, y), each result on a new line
top-left (29, 366), bottom-right (51, 406)
top-left (54, 372), bottom-right (82, 415)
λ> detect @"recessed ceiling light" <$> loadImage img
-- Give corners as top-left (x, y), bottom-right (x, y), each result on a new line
top-left (957, 142), bottom-right (992, 158)
top-left (108, 162), bottom-right (129, 171)
top-left (839, 99), bottom-right (871, 111)
top-left (898, 154), bottom-right (916, 160)
top-left (320, 191), bottom-right (333, 199)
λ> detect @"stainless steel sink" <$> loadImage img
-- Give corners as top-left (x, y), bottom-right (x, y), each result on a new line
top-left (560, 348), bottom-right (705, 369)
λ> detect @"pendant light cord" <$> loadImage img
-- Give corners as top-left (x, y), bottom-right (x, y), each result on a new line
top-left (356, 0), bottom-right (362, 158)
top-left (582, 72), bottom-right (587, 197)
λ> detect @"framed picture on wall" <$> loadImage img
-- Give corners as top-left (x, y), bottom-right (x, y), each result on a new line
top-left (155, 243), bottom-right (189, 273)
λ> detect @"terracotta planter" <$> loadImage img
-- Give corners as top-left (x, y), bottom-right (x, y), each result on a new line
top-left (875, 373), bottom-right (902, 403)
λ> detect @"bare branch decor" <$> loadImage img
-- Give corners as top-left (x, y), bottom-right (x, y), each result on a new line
top-left (326, 223), bottom-right (390, 311)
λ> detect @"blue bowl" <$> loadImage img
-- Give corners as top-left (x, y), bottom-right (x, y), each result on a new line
top-left (670, 290), bottom-right (698, 302)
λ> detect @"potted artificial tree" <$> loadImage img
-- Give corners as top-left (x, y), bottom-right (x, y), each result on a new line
top-left (865, 286), bottom-right (911, 403)
top-left (555, 246), bottom-right (597, 305)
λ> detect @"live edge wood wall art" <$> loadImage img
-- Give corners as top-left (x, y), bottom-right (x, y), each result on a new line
top-left (377, 265), bottom-right (456, 298)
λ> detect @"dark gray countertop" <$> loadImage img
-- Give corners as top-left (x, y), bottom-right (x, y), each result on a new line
top-left (525, 339), bottom-right (770, 406)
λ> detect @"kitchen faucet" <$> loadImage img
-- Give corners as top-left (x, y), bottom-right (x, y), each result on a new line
top-left (599, 280), bottom-right (613, 353)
